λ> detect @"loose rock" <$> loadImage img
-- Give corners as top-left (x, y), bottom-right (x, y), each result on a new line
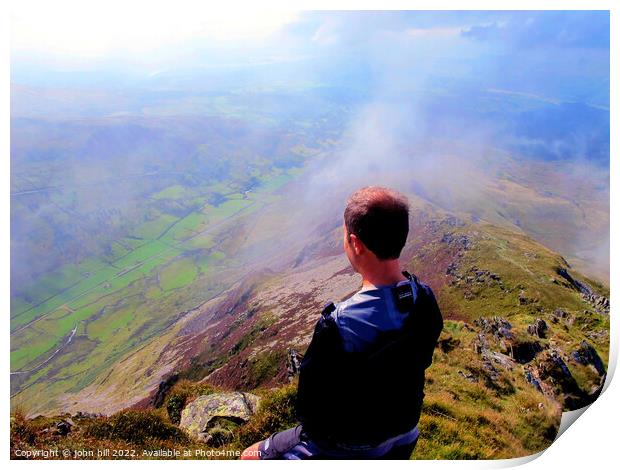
top-left (179, 392), bottom-right (260, 443)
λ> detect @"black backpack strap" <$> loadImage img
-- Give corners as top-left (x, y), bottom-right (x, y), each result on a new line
top-left (321, 301), bottom-right (336, 318)
top-left (402, 270), bottom-right (419, 284)
top-left (392, 271), bottom-right (420, 313)
top-left (392, 283), bottom-right (415, 313)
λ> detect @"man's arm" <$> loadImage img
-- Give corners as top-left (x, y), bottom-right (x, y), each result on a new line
top-left (295, 308), bottom-right (344, 433)
top-left (240, 306), bottom-right (343, 459)
top-left (416, 282), bottom-right (444, 369)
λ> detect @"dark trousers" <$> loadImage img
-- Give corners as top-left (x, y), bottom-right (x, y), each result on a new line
top-left (258, 425), bottom-right (419, 460)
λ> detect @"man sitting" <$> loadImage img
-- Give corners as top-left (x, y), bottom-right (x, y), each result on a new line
top-left (242, 186), bottom-right (443, 459)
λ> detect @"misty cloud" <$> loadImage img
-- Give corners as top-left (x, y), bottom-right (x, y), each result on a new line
top-left (461, 11), bottom-right (610, 49)
top-left (11, 10), bottom-right (610, 288)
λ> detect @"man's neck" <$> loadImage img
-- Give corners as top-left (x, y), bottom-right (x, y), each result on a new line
top-left (360, 259), bottom-right (407, 289)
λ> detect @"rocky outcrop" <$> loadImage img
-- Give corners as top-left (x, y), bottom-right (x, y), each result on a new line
top-left (447, 264), bottom-right (503, 291)
top-left (151, 373), bottom-right (180, 408)
top-left (527, 319), bottom-right (548, 338)
top-left (473, 317), bottom-right (512, 355)
top-left (286, 349), bottom-right (303, 381)
top-left (510, 340), bottom-right (543, 364)
top-left (550, 308), bottom-right (573, 326)
top-left (179, 392), bottom-right (260, 445)
top-left (555, 268), bottom-right (609, 314)
top-left (463, 349), bottom-right (516, 395)
top-left (518, 289), bottom-right (535, 306)
top-left (486, 351), bottom-right (516, 370)
top-left (524, 349), bottom-right (599, 410)
top-left (474, 317), bottom-right (513, 340)
top-left (40, 418), bottom-right (75, 437)
top-left (437, 332), bottom-right (461, 353)
top-left (571, 341), bottom-right (606, 377)
top-left (583, 293), bottom-right (610, 314)
top-left (473, 316), bottom-right (545, 364)
top-left (441, 233), bottom-right (472, 250)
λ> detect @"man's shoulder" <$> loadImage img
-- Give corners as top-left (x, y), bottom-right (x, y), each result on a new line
top-left (332, 290), bottom-right (381, 322)
top-left (332, 276), bottom-right (440, 333)
top-left (411, 277), bottom-right (435, 300)
top-left (333, 276), bottom-right (434, 314)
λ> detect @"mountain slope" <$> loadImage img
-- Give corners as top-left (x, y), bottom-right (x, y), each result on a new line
top-left (13, 196), bottom-right (610, 459)
top-left (12, 192), bottom-right (609, 459)
top-left (40, 196), bottom-right (607, 416)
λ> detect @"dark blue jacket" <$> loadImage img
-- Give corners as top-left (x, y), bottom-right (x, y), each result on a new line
top-left (296, 272), bottom-right (444, 447)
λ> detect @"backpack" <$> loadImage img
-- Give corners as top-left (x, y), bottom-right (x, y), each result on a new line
top-left (296, 272), bottom-right (444, 447)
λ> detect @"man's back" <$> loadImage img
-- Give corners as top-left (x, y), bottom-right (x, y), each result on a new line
top-left (242, 187), bottom-right (444, 460)
top-left (334, 277), bottom-right (423, 353)
top-left (296, 272), bottom-right (444, 451)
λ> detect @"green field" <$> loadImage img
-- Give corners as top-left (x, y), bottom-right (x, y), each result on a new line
top-left (10, 165), bottom-right (307, 412)
top-left (160, 258), bottom-right (199, 291)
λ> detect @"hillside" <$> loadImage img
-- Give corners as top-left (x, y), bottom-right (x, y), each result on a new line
top-left (10, 90), bottom-right (609, 418)
top-left (11, 197), bottom-right (609, 459)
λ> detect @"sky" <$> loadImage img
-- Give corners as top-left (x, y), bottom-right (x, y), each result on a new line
top-left (10, 7), bottom-right (610, 106)
top-left (11, 2), bottom-right (300, 58)
top-left (11, 6), bottom-right (609, 58)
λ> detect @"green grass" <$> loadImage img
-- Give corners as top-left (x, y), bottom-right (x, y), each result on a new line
top-left (195, 251), bottom-right (226, 274)
top-left (112, 240), bottom-right (171, 269)
top-left (10, 329), bottom-right (64, 370)
top-left (435, 223), bottom-right (600, 325)
top-left (202, 198), bottom-right (254, 222)
top-left (11, 249), bottom-right (183, 371)
top-left (102, 241), bottom-right (132, 262)
top-left (159, 258), bottom-right (199, 291)
top-left (202, 181), bottom-right (232, 194)
top-left (255, 170), bottom-right (293, 193)
top-left (152, 185), bottom-right (187, 200)
top-left (182, 235), bottom-right (215, 251)
top-left (409, 341), bottom-right (560, 459)
top-left (10, 265), bottom-right (119, 332)
top-left (160, 212), bottom-right (210, 243)
top-left (84, 409), bottom-right (191, 445)
top-left (132, 214), bottom-right (178, 239)
top-left (10, 119), bottom-right (336, 417)
top-left (248, 350), bottom-right (286, 387)
top-left (11, 258), bottom-right (111, 319)
top-left (88, 302), bottom-right (136, 341)
top-left (11, 297), bottom-right (33, 317)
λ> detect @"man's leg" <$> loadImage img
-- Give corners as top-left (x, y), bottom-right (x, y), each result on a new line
top-left (241, 425), bottom-right (316, 460)
top-left (380, 437), bottom-right (419, 460)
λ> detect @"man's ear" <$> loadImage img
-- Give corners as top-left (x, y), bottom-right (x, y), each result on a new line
top-left (350, 233), bottom-right (364, 255)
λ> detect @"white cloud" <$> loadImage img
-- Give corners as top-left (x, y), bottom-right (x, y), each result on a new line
top-left (405, 26), bottom-right (463, 39)
top-left (311, 22), bottom-right (340, 45)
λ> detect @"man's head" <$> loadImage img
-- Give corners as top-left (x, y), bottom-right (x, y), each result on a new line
top-left (343, 186), bottom-right (409, 273)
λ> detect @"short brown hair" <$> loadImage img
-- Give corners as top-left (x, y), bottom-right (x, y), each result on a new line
top-left (344, 186), bottom-right (409, 260)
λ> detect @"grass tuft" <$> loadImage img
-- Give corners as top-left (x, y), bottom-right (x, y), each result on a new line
top-left (83, 409), bottom-right (190, 445)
